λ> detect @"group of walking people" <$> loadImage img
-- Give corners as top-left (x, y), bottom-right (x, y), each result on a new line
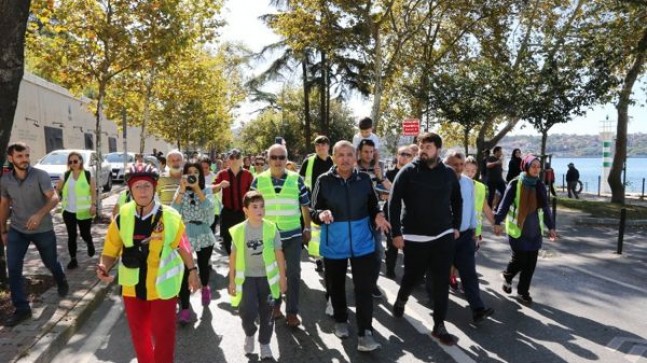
top-left (0, 125), bottom-right (558, 362)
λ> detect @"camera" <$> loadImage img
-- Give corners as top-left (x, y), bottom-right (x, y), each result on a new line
top-left (187, 175), bottom-right (197, 184)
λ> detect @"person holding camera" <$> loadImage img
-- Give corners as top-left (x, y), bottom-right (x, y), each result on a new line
top-left (172, 161), bottom-right (217, 323)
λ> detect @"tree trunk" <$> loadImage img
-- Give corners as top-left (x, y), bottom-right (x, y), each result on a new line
top-left (95, 81), bottom-right (107, 216)
top-left (475, 116), bottom-right (522, 178)
top-left (463, 126), bottom-right (470, 156)
top-left (609, 26), bottom-right (647, 204)
top-left (319, 50), bottom-right (329, 135)
top-left (0, 0), bottom-right (29, 289)
top-left (370, 26), bottom-right (384, 131)
top-left (302, 59), bottom-right (312, 145)
top-left (540, 128), bottom-right (548, 159)
top-left (0, 0), bottom-right (31, 167)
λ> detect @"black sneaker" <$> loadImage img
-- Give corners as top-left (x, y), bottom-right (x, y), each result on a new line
top-left (315, 259), bottom-right (323, 272)
top-left (431, 323), bottom-right (456, 346)
top-left (67, 259), bottom-right (78, 270)
top-left (58, 279), bottom-right (70, 297)
top-left (472, 307), bottom-right (495, 323)
top-left (516, 294), bottom-right (533, 306)
top-left (392, 301), bottom-right (405, 318)
top-left (371, 286), bottom-right (383, 299)
top-left (87, 243), bottom-right (96, 257)
top-left (6, 309), bottom-right (32, 327)
top-left (501, 273), bottom-right (512, 294)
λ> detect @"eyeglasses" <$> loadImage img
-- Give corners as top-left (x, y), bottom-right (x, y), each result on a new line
top-left (398, 153), bottom-right (413, 157)
top-left (255, 162), bottom-right (265, 166)
top-left (68, 160), bottom-right (80, 165)
top-left (269, 155), bottom-right (286, 161)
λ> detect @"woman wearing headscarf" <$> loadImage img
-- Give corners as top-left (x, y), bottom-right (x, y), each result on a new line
top-left (494, 154), bottom-right (557, 306)
top-left (506, 148), bottom-right (522, 182)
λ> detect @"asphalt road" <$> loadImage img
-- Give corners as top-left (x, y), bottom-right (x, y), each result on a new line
top-left (51, 205), bottom-right (647, 363)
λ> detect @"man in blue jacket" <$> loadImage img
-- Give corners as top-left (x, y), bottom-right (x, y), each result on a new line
top-left (311, 140), bottom-right (390, 352)
top-left (389, 132), bottom-right (462, 346)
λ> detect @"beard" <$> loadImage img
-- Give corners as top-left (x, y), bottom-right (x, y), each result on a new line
top-left (13, 161), bottom-right (30, 170)
top-left (419, 153), bottom-right (438, 168)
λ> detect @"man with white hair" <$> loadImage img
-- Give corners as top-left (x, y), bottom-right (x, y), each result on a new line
top-left (443, 150), bottom-right (495, 324)
top-left (251, 144), bottom-right (312, 327)
top-left (157, 149), bottom-right (184, 206)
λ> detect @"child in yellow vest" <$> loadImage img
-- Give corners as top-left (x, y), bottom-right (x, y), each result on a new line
top-left (228, 191), bottom-right (287, 360)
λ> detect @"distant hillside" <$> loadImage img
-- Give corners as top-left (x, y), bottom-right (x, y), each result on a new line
top-left (493, 133), bottom-right (647, 158)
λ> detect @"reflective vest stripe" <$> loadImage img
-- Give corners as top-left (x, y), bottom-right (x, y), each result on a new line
top-left (256, 171), bottom-right (301, 231)
top-left (307, 223), bottom-right (321, 257)
top-left (62, 171), bottom-right (92, 220)
top-left (229, 219), bottom-right (282, 307)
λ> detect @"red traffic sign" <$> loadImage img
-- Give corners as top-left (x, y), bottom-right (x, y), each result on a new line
top-left (402, 118), bottom-right (420, 136)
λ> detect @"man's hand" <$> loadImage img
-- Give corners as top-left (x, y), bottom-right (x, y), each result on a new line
top-left (318, 210), bottom-right (334, 224)
top-left (454, 229), bottom-right (460, 240)
top-left (25, 213), bottom-right (44, 231)
top-left (219, 180), bottom-right (230, 189)
top-left (374, 213), bottom-right (391, 233)
top-left (493, 225), bottom-right (503, 236)
top-left (228, 281), bottom-right (236, 296)
top-left (393, 236), bottom-right (404, 249)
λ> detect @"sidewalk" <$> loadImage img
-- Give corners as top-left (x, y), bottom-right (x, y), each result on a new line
top-left (0, 193), bottom-right (120, 363)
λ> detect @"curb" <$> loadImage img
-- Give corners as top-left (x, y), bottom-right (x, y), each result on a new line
top-left (14, 279), bottom-right (114, 363)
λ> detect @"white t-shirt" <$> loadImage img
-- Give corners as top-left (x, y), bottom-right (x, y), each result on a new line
top-left (64, 176), bottom-right (77, 212)
top-left (352, 133), bottom-right (381, 151)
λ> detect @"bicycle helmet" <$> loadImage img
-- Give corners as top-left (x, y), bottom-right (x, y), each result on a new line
top-left (125, 163), bottom-right (159, 189)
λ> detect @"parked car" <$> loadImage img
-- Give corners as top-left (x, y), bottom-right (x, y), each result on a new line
top-left (33, 149), bottom-right (112, 192)
top-left (105, 152), bottom-right (136, 182)
top-left (143, 155), bottom-right (161, 170)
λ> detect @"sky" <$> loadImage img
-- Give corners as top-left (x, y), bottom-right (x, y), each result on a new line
top-left (219, 1), bottom-right (647, 136)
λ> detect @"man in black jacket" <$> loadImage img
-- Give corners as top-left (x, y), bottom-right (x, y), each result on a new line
top-left (566, 162), bottom-right (580, 199)
top-left (388, 132), bottom-right (462, 346)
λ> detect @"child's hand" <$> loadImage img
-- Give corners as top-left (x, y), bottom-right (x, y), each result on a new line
top-left (228, 281), bottom-right (236, 296)
top-left (279, 276), bottom-right (287, 294)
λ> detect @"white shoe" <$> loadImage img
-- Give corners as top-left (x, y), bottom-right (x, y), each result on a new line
top-left (325, 299), bottom-right (334, 317)
top-left (357, 330), bottom-right (381, 352)
top-left (244, 335), bottom-right (254, 355)
top-left (260, 344), bottom-right (273, 360)
top-left (334, 322), bottom-right (350, 338)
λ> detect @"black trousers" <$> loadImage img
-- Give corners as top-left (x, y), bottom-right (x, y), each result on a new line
top-left (324, 253), bottom-right (375, 336)
top-left (62, 210), bottom-right (93, 259)
top-left (503, 249), bottom-right (539, 296)
top-left (396, 234), bottom-right (455, 325)
top-left (219, 208), bottom-right (245, 255)
top-left (179, 246), bottom-right (214, 309)
top-left (384, 234), bottom-right (398, 274)
top-left (487, 180), bottom-right (506, 208)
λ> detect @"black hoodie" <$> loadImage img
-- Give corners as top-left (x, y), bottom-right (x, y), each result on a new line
top-left (388, 158), bottom-right (462, 239)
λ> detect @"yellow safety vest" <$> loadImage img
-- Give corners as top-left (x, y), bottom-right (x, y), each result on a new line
top-left (474, 180), bottom-right (486, 236)
top-left (304, 155), bottom-right (317, 190)
top-left (505, 180), bottom-right (545, 238)
top-left (117, 202), bottom-right (185, 299)
top-left (307, 224), bottom-right (321, 257)
top-left (116, 190), bottom-right (130, 209)
top-left (229, 219), bottom-right (281, 307)
top-left (256, 171), bottom-right (302, 231)
top-left (61, 171), bottom-right (92, 220)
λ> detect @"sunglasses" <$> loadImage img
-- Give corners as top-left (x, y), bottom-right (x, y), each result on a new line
top-left (269, 155), bottom-right (286, 161)
top-left (398, 153), bottom-right (413, 157)
top-left (68, 159), bottom-right (80, 164)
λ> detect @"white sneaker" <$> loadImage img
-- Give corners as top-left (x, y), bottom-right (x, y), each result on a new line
top-left (334, 322), bottom-right (350, 338)
top-left (325, 299), bottom-right (334, 317)
top-left (357, 330), bottom-right (381, 352)
top-left (244, 335), bottom-right (254, 355)
top-left (260, 344), bottom-right (273, 360)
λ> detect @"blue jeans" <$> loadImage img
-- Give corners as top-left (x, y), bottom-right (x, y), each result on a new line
top-left (7, 228), bottom-right (66, 312)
